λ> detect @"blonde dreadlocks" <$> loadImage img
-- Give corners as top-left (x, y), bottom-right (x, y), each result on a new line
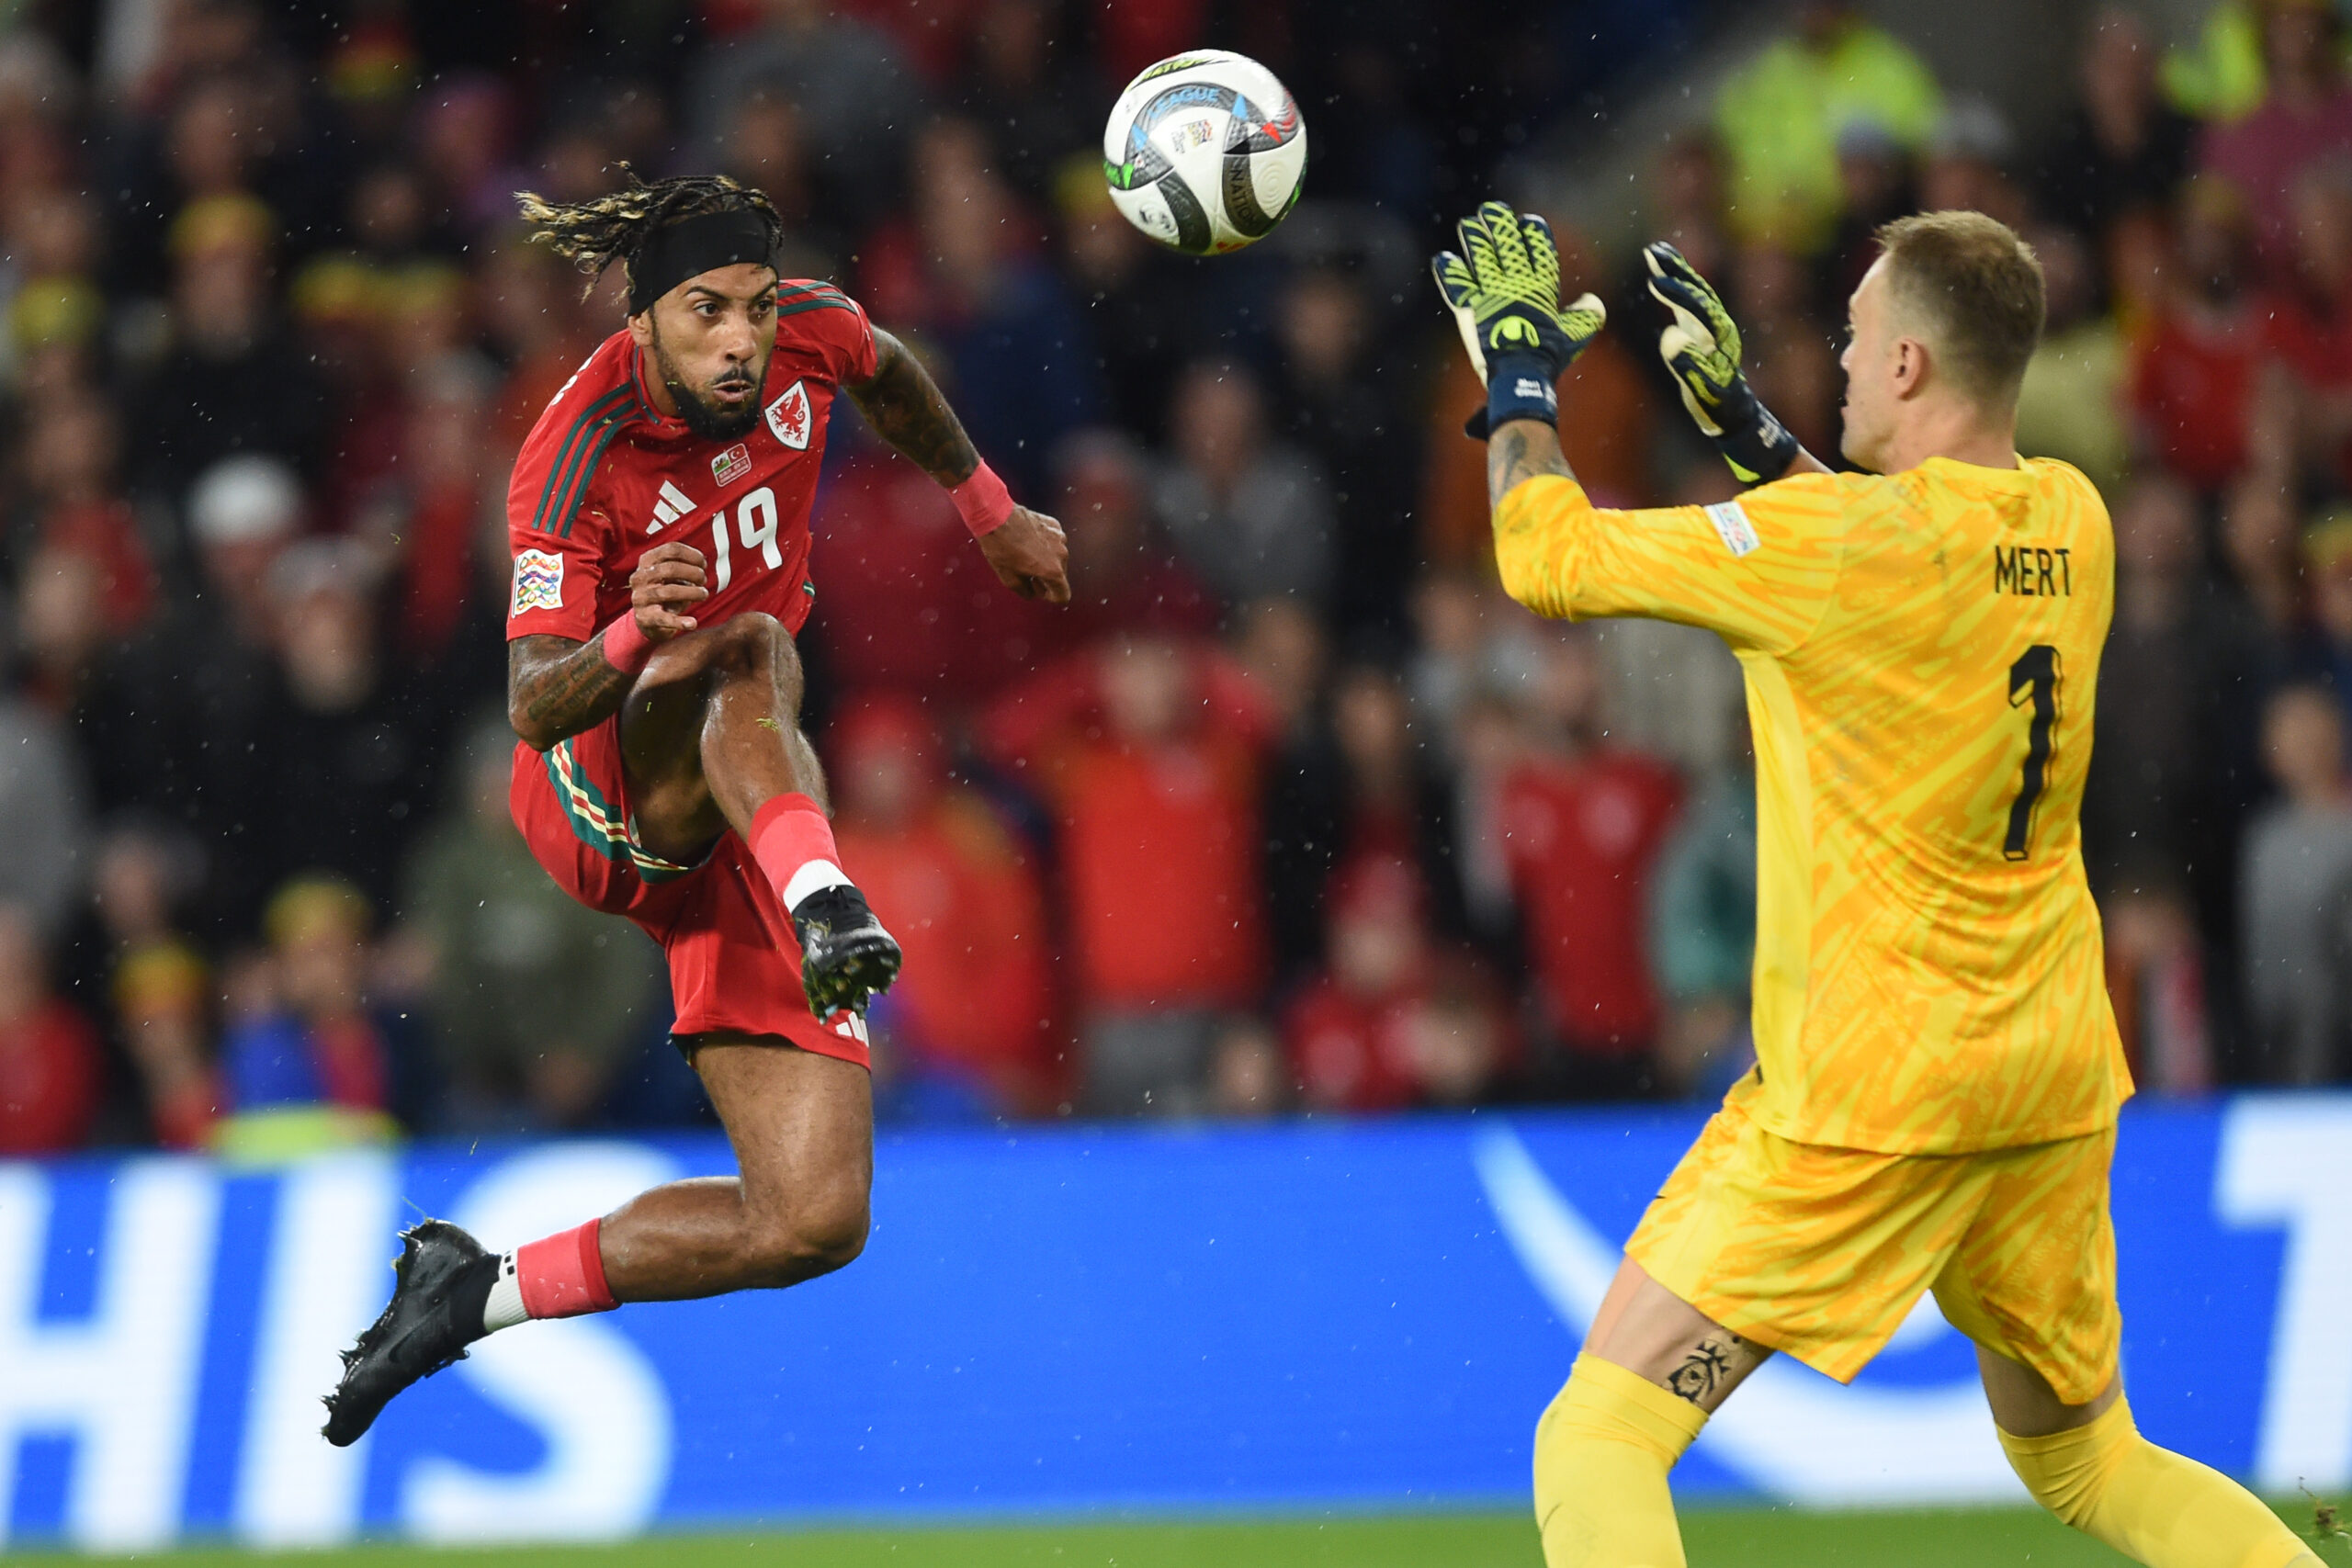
top-left (514, 168), bottom-right (785, 305)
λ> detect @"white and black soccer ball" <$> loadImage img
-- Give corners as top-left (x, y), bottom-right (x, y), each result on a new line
top-left (1102, 50), bottom-right (1307, 255)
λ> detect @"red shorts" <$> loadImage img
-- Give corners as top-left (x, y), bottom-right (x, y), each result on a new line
top-left (509, 718), bottom-right (870, 1069)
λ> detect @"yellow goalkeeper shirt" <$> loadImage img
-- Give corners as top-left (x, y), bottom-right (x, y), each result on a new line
top-left (1496, 457), bottom-right (2131, 1153)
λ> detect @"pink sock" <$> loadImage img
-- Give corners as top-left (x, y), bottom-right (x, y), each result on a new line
top-left (749, 793), bottom-right (852, 910)
top-left (514, 1218), bottom-right (616, 1320)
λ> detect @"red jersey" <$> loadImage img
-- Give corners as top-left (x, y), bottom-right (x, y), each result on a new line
top-left (0, 999), bottom-right (102, 1156)
top-left (2127, 305), bottom-right (2256, 494)
top-left (835, 795), bottom-right (1058, 1088)
top-left (1498, 748), bottom-right (1683, 1055)
top-left (1045, 732), bottom-right (1269, 1012)
top-left (1282, 979), bottom-right (1426, 1113)
top-left (504, 280), bottom-right (879, 645)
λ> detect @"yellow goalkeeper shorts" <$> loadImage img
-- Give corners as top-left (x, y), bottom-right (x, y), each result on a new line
top-left (1624, 1079), bottom-right (2121, 1404)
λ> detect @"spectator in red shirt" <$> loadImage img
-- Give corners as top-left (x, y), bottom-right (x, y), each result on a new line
top-left (13, 394), bottom-right (158, 637)
top-left (2263, 166), bottom-right (2352, 489)
top-left (2131, 177), bottom-right (2264, 495)
top-left (830, 695), bottom-right (1062, 1115)
top-left (1283, 857), bottom-right (1430, 1112)
top-left (1496, 629), bottom-right (1683, 1099)
top-left (817, 427), bottom-right (1211, 711)
top-left (371, 360), bottom-right (494, 668)
top-left (0, 901), bottom-right (103, 1156)
top-left (813, 448), bottom-right (1029, 706)
top-left (1281, 856), bottom-right (1511, 1113)
top-left (1052, 430), bottom-right (1216, 646)
top-left (983, 634), bottom-right (1280, 1113)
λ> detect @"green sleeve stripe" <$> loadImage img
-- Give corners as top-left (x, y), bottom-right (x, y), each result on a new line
top-left (553, 411), bottom-right (632, 540)
top-left (529, 385), bottom-right (630, 527)
top-left (533, 385), bottom-right (635, 533)
top-left (774, 289), bottom-right (852, 315)
top-left (529, 386), bottom-right (636, 534)
top-left (775, 295), bottom-right (857, 320)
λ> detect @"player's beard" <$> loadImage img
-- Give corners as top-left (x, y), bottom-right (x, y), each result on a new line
top-left (649, 322), bottom-right (769, 441)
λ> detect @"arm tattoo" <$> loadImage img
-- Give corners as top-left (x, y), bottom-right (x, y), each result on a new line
top-left (508, 633), bottom-right (633, 750)
top-left (1487, 421), bottom-right (1574, 506)
top-left (1664, 1333), bottom-right (1744, 1406)
top-left (845, 330), bottom-right (980, 487)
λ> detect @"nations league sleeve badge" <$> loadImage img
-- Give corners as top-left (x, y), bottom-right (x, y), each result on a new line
top-left (512, 548), bottom-right (565, 615)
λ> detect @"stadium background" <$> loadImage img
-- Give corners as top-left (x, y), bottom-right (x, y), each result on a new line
top-left (5, 0), bottom-right (2352, 1560)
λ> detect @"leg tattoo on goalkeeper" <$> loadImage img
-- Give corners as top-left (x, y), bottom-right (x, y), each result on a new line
top-left (1663, 1333), bottom-right (1747, 1407)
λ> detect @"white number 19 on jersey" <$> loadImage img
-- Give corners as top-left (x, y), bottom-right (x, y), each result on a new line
top-left (706, 486), bottom-right (781, 592)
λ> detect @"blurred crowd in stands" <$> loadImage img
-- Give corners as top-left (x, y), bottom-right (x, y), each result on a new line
top-left (3, 0), bottom-right (2350, 1156)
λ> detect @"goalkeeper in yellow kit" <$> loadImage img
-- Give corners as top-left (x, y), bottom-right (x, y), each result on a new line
top-left (1433, 202), bottom-right (2319, 1568)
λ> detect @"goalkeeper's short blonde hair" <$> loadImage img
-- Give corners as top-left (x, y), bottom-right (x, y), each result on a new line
top-left (1876, 211), bottom-right (2046, 407)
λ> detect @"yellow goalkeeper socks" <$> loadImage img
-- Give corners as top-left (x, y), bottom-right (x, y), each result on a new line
top-left (1532, 1353), bottom-right (1706, 1568)
top-left (1998, 1397), bottom-right (2317, 1568)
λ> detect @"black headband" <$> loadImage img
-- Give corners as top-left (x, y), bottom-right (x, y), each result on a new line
top-left (628, 209), bottom-right (776, 314)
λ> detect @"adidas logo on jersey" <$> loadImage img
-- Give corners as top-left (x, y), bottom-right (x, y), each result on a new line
top-left (648, 479), bottom-right (695, 533)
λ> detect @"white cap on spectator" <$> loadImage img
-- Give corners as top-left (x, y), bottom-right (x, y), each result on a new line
top-left (188, 455), bottom-right (302, 546)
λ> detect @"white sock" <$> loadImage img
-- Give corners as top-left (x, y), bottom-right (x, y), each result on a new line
top-left (482, 1251), bottom-right (527, 1334)
top-left (782, 858), bottom-right (853, 911)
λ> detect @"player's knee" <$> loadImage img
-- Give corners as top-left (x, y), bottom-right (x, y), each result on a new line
top-left (2011, 1461), bottom-right (2100, 1530)
top-left (798, 1196), bottom-right (871, 1274)
top-left (708, 611), bottom-right (797, 680)
top-left (1998, 1407), bottom-right (2130, 1532)
top-left (742, 1183), bottom-right (869, 1284)
top-left (775, 1202), bottom-right (869, 1280)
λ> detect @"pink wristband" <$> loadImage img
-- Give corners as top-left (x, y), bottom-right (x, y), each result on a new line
top-left (599, 612), bottom-right (654, 675)
top-left (950, 460), bottom-right (1015, 538)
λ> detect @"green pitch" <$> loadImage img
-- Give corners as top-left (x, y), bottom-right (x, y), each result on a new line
top-left (44, 1504), bottom-right (2342, 1568)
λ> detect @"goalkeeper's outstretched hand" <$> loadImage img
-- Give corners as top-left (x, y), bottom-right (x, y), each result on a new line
top-left (1642, 242), bottom-right (1801, 483)
top-left (1433, 201), bottom-right (1605, 438)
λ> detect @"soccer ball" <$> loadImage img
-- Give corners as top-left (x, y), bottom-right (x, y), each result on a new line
top-left (1102, 50), bottom-right (1307, 255)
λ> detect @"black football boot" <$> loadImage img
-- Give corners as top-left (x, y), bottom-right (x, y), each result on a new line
top-left (791, 883), bottom-right (903, 1018)
top-left (321, 1219), bottom-right (499, 1447)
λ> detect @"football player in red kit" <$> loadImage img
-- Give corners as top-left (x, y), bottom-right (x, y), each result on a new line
top-left (322, 174), bottom-right (1069, 1445)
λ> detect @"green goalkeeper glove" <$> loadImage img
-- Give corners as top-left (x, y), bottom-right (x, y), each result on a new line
top-left (1642, 242), bottom-right (1800, 484)
top-left (1433, 201), bottom-right (1606, 438)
